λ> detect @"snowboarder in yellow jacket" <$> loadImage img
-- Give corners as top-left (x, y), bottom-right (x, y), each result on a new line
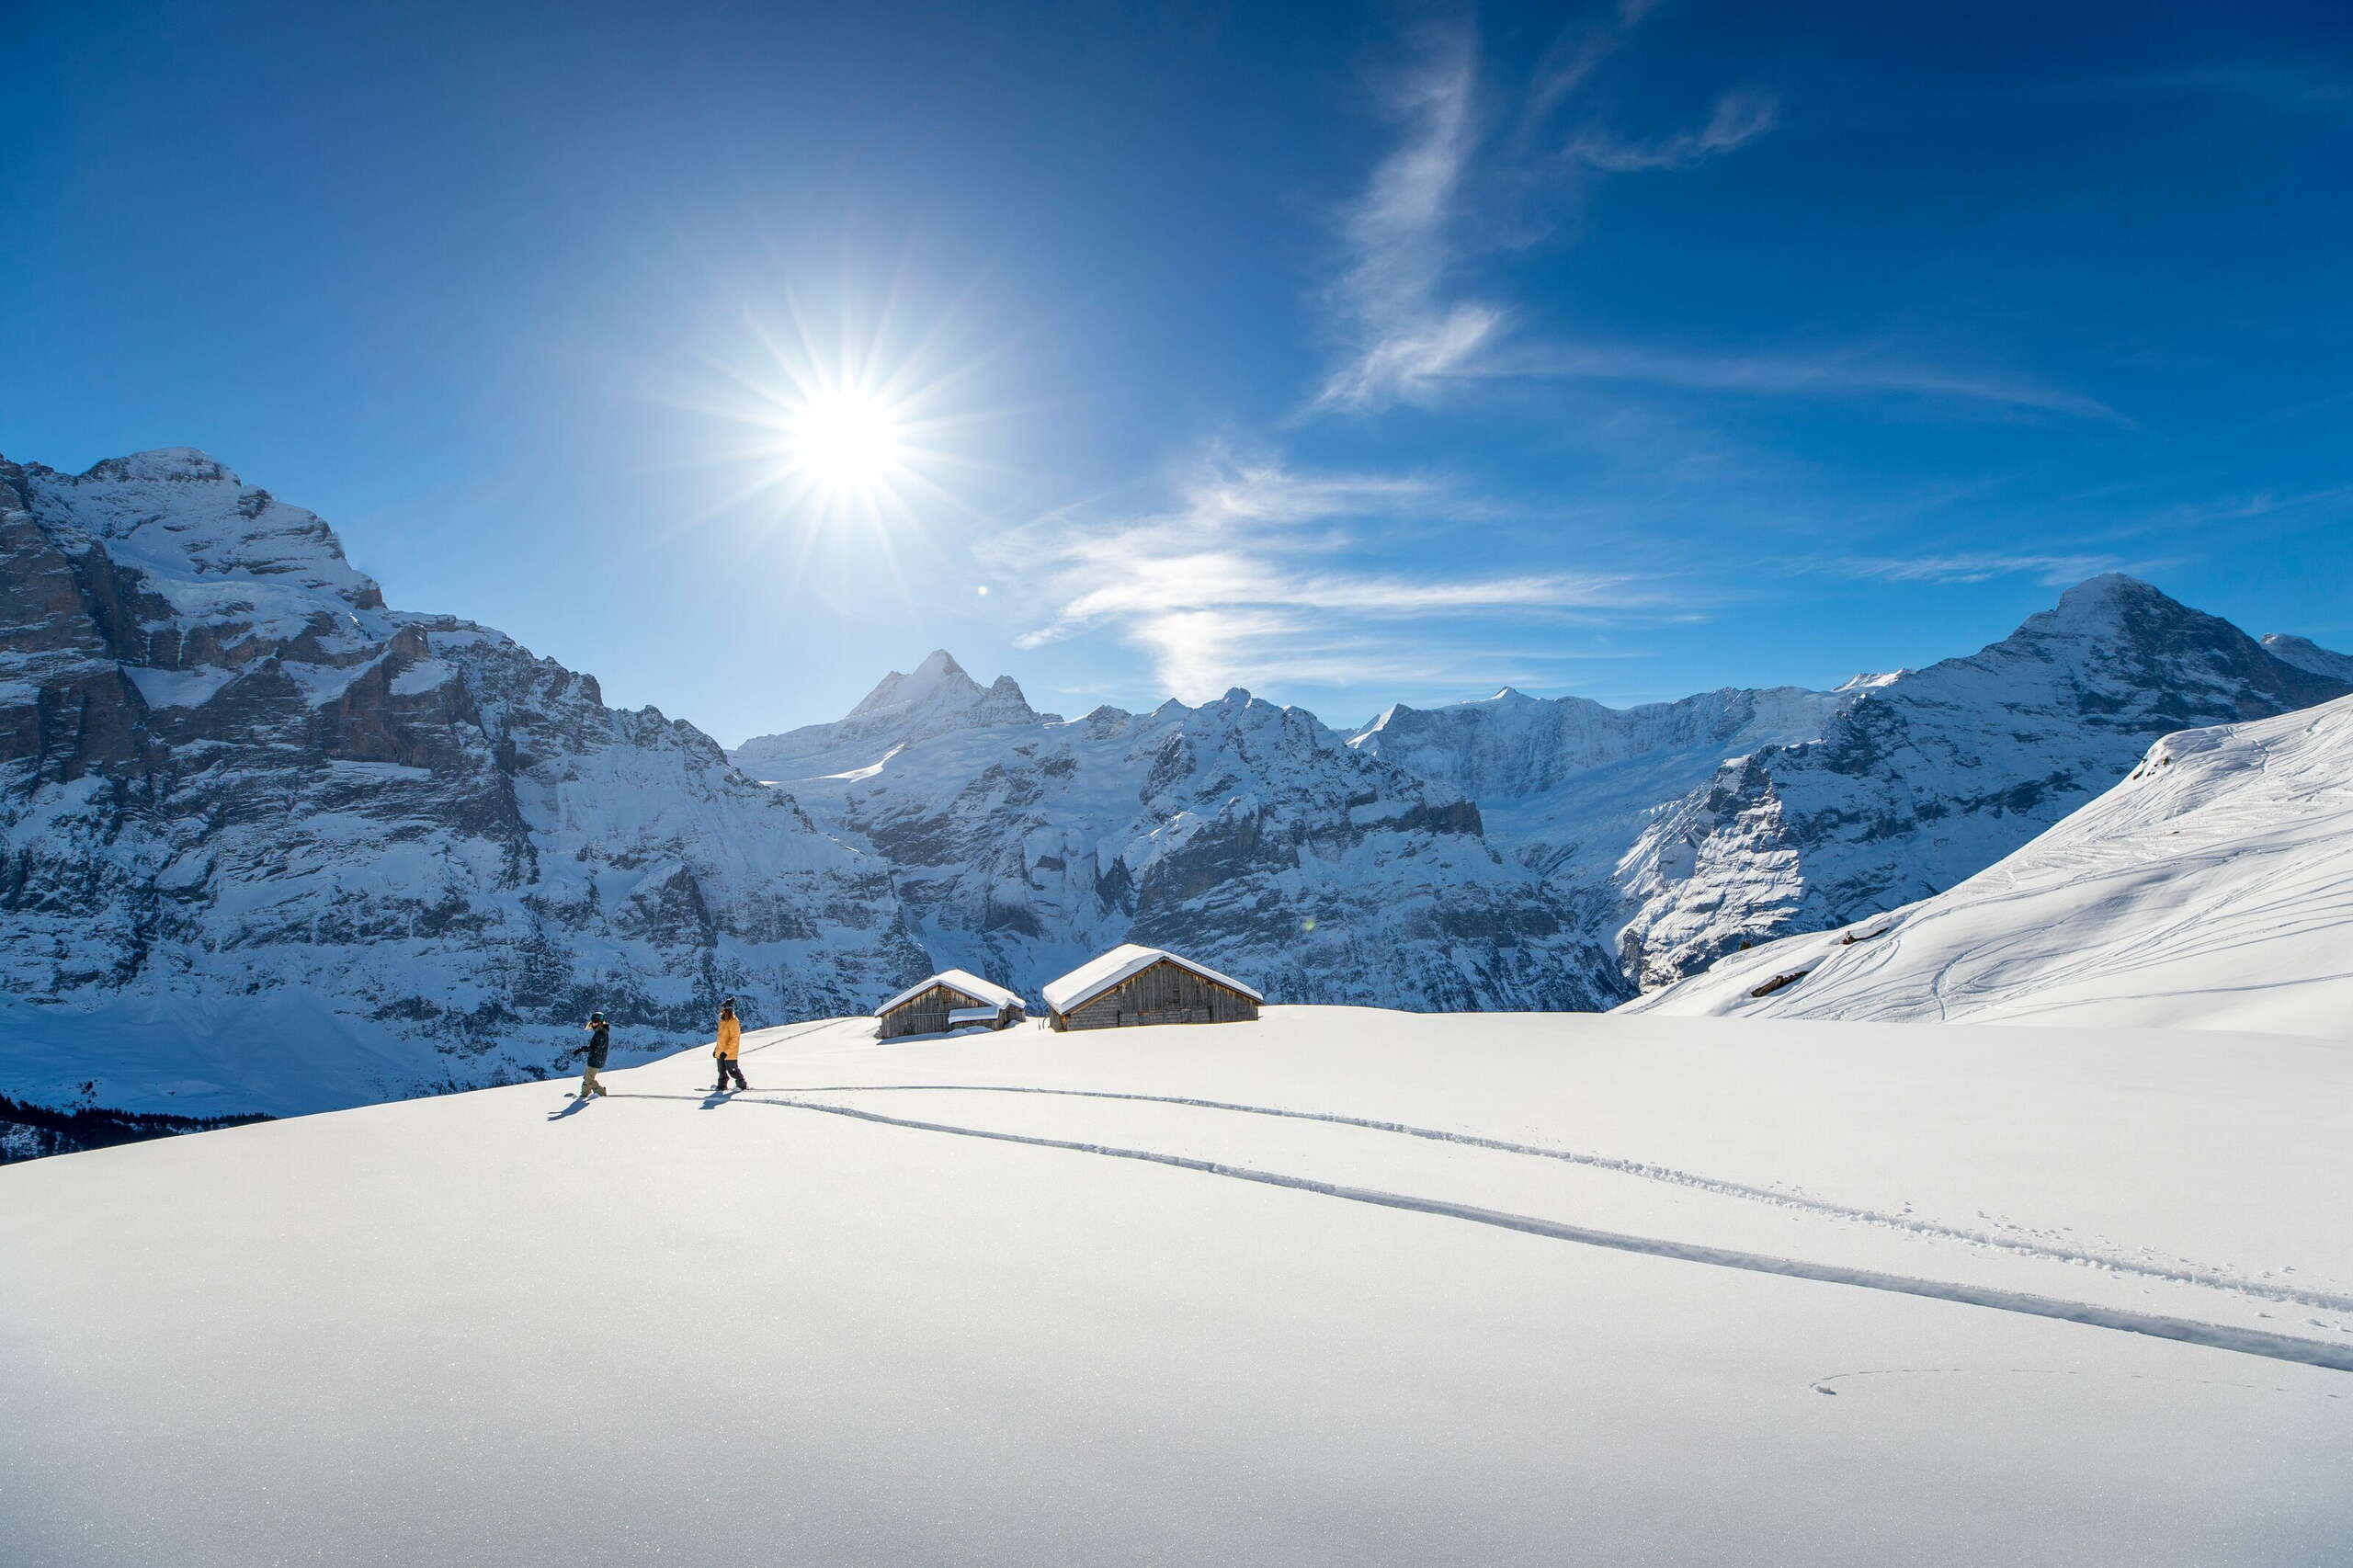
top-left (712, 998), bottom-right (747, 1093)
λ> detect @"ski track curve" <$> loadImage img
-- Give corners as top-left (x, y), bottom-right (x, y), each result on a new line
top-left (720, 1081), bottom-right (2353, 1317)
top-left (627, 1090), bottom-right (2353, 1377)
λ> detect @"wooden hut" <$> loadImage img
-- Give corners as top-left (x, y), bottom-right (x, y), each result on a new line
top-left (1040, 944), bottom-right (1262, 1032)
top-left (873, 970), bottom-right (1027, 1040)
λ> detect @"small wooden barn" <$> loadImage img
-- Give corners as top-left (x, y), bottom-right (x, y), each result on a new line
top-left (873, 970), bottom-right (1028, 1040)
top-left (1040, 944), bottom-right (1262, 1032)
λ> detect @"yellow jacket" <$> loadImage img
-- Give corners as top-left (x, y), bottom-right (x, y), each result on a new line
top-left (713, 1014), bottom-right (743, 1057)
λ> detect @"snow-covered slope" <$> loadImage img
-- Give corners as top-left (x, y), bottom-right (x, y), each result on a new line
top-left (5, 1007), bottom-right (2348, 1565)
top-left (0, 451), bottom-right (926, 1123)
top-left (1620, 693), bottom-right (2353, 1035)
top-left (732, 649), bottom-right (1058, 779)
top-left (779, 688), bottom-right (1621, 1010)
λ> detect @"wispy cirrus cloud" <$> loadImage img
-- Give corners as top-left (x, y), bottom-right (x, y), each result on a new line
top-left (1310, 30), bottom-right (1505, 413)
top-left (1309, 10), bottom-right (1782, 415)
top-left (1564, 90), bottom-right (1779, 171)
top-left (1307, 16), bottom-right (2118, 425)
top-left (995, 449), bottom-right (1666, 701)
top-left (1493, 342), bottom-right (2129, 422)
top-left (1820, 552), bottom-right (2170, 586)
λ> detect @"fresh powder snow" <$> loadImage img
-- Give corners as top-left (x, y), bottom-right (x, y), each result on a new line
top-left (3, 1006), bottom-right (2347, 1566)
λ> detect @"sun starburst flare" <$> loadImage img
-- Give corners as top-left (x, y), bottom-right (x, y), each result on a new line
top-left (784, 388), bottom-right (911, 494)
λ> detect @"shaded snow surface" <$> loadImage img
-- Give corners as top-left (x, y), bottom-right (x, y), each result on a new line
top-left (4, 1006), bottom-right (2349, 1566)
top-left (1622, 693), bottom-right (2353, 1036)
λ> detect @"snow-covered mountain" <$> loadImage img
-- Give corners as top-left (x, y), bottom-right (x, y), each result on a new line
top-left (0, 449), bottom-right (926, 1127)
top-left (733, 648), bottom-right (1058, 779)
top-left (730, 578), bottom-right (2344, 1014)
top-left (2263, 631), bottom-right (2353, 685)
top-left (758, 670), bottom-right (1621, 1010)
top-left (1355, 575), bottom-right (2348, 988)
top-left (1620, 691), bottom-right (2353, 1036)
top-left (1609, 576), bottom-right (2347, 983)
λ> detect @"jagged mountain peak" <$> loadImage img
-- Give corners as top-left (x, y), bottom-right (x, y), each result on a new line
top-left (1991, 574), bottom-right (2290, 663)
top-left (1929, 573), bottom-right (2347, 719)
top-left (2053, 569), bottom-right (2155, 608)
top-left (79, 447), bottom-right (242, 484)
top-left (1834, 670), bottom-right (1905, 692)
top-left (734, 652), bottom-right (1054, 779)
top-left (847, 648), bottom-right (987, 719)
top-left (2006, 573), bottom-right (2192, 641)
top-left (10, 446), bottom-right (388, 640)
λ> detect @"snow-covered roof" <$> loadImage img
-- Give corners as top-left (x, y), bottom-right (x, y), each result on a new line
top-left (1040, 944), bottom-right (1264, 1015)
top-left (874, 969), bottom-right (1027, 1017)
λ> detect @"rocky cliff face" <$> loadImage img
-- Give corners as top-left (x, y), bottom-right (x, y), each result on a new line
top-left (0, 450), bottom-right (927, 1121)
top-left (762, 670), bottom-right (1622, 1011)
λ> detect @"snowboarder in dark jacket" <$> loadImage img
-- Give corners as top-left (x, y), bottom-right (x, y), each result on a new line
top-left (575, 1012), bottom-right (612, 1098)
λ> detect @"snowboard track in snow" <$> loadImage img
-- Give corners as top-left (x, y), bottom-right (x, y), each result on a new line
top-left (733, 1081), bottom-right (2353, 1317)
top-left (622, 1090), bottom-right (2353, 1377)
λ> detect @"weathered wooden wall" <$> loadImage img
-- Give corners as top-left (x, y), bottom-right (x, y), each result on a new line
top-left (1052, 960), bottom-right (1258, 1031)
top-left (879, 983), bottom-right (991, 1040)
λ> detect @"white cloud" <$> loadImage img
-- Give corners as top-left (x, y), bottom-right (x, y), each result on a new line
top-left (1305, 20), bottom-right (2116, 426)
top-left (1495, 342), bottom-right (2128, 422)
top-left (1311, 32), bottom-right (1506, 413)
top-left (1824, 552), bottom-right (2160, 585)
top-left (1565, 91), bottom-right (1779, 172)
top-left (997, 450), bottom-right (1660, 701)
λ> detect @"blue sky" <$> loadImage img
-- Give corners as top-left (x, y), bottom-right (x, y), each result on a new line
top-left (10, 0), bottom-right (2351, 739)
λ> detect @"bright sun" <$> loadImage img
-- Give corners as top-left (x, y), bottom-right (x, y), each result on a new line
top-left (786, 391), bottom-right (909, 492)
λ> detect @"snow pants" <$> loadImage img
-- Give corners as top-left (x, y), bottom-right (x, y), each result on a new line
top-left (714, 1056), bottom-right (747, 1091)
top-left (579, 1064), bottom-right (607, 1096)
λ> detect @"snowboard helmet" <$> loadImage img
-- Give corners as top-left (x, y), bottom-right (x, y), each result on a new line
top-left (589, 1011), bottom-right (606, 1023)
